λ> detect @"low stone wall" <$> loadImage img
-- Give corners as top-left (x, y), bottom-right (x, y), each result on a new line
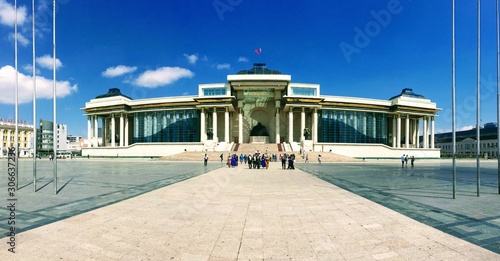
top-left (312, 143), bottom-right (440, 159)
top-left (82, 143), bottom-right (204, 157)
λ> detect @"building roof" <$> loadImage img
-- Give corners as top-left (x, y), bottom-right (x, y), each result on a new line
top-left (389, 88), bottom-right (426, 100)
top-left (95, 88), bottom-right (132, 100)
top-left (236, 63), bottom-right (282, 75)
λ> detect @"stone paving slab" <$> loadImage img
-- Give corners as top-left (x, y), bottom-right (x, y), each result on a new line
top-left (298, 160), bottom-right (500, 254)
top-left (1, 159), bottom-right (499, 260)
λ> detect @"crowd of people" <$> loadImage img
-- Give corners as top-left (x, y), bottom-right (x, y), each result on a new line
top-left (210, 152), bottom-right (302, 170)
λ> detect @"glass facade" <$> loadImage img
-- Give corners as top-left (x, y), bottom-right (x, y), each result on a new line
top-left (291, 87), bottom-right (316, 96)
top-left (133, 109), bottom-right (200, 143)
top-left (203, 87), bottom-right (226, 96)
top-left (318, 110), bottom-right (388, 144)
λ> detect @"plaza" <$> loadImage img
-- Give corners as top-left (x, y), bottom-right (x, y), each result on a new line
top-left (0, 158), bottom-right (499, 260)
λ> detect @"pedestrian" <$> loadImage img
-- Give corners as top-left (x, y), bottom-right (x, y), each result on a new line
top-left (318, 154), bottom-right (322, 164)
top-left (405, 155), bottom-right (408, 167)
top-left (411, 156), bottom-right (415, 167)
top-left (220, 153), bottom-right (223, 162)
top-left (401, 154), bottom-right (405, 168)
top-left (248, 154), bottom-right (253, 169)
top-left (305, 154), bottom-right (309, 163)
top-left (204, 153), bottom-right (208, 166)
top-left (281, 154), bottom-right (287, 169)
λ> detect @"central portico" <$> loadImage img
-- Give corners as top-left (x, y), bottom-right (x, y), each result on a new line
top-left (195, 63), bottom-right (319, 146)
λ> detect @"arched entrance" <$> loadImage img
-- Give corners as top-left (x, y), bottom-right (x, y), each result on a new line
top-left (248, 109), bottom-right (272, 143)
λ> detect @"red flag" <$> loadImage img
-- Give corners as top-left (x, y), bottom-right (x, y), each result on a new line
top-left (254, 48), bottom-right (262, 54)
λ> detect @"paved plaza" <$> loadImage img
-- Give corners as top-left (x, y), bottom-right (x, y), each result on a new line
top-left (0, 158), bottom-right (499, 260)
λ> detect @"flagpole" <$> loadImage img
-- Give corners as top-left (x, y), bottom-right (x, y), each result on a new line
top-left (14, 0), bottom-right (19, 190)
top-left (476, 0), bottom-right (481, 197)
top-left (496, 0), bottom-right (500, 195)
top-left (52, 0), bottom-right (58, 195)
top-left (452, 0), bottom-right (457, 199)
top-left (32, 0), bottom-right (38, 192)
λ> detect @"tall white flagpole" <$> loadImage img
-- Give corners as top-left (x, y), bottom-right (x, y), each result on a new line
top-left (452, 0), bottom-right (457, 199)
top-left (476, 0), bottom-right (481, 197)
top-left (14, 0), bottom-right (19, 190)
top-left (32, 0), bottom-right (38, 192)
top-left (497, 0), bottom-right (500, 195)
top-left (52, 0), bottom-right (58, 195)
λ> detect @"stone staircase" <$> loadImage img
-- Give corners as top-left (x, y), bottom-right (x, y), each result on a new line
top-left (158, 144), bottom-right (359, 162)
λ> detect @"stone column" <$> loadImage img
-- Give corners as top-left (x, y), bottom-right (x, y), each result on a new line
top-left (102, 118), bottom-right (107, 147)
top-left (124, 116), bottom-right (129, 146)
top-left (238, 109), bottom-right (243, 143)
top-left (288, 107), bottom-right (293, 143)
top-left (119, 113), bottom-right (124, 147)
top-left (224, 107), bottom-right (229, 142)
top-left (405, 115), bottom-right (410, 148)
top-left (300, 107), bottom-right (305, 142)
top-left (313, 108), bottom-right (318, 143)
top-left (87, 116), bottom-right (92, 146)
top-left (93, 116), bottom-right (99, 147)
top-left (412, 119), bottom-right (418, 148)
top-left (392, 116), bottom-right (397, 148)
top-left (200, 108), bottom-right (206, 142)
top-left (430, 116), bottom-right (435, 149)
top-left (275, 108), bottom-right (280, 144)
top-left (423, 116), bottom-right (428, 149)
top-left (396, 114), bottom-right (401, 148)
top-left (212, 108), bottom-right (218, 142)
top-left (111, 115), bottom-right (116, 147)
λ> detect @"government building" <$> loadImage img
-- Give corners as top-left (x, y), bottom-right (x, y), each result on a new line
top-left (82, 63), bottom-right (440, 158)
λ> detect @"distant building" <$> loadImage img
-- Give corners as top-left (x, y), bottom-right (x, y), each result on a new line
top-left (434, 122), bottom-right (498, 158)
top-left (67, 135), bottom-right (83, 155)
top-left (0, 118), bottom-right (34, 157)
top-left (37, 119), bottom-right (68, 156)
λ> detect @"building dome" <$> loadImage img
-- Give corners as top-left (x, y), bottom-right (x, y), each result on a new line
top-left (236, 63), bottom-right (282, 75)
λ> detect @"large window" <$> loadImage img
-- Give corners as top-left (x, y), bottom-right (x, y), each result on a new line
top-left (133, 109), bottom-right (200, 143)
top-left (318, 110), bottom-right (388, 144)
top-left (203, 87), bottom-right (226, 96)
top-left (291, 87), bottom-right (316, 96)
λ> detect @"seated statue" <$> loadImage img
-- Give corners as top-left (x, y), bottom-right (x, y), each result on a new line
top-left (250, 122), bottom-right (269, 136)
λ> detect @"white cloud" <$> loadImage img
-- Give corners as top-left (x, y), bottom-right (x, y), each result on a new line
top-left (36, 54), bottom-right (63, 70)
top-left (22, 64), bottom-right (41, 75)
top-left (133, 67), bottom-right (194, 88)
top-left (0, 0), bottom-right (27, 27)
top-left (0, 65), bottom-right (78, 104)
top-left (238, 57), bottom-right (248, 62)
top-left (216, 63), bottom-right (231, 70)
top-left (102, 65), bottom-right (137, 78)
top-left (8, 32), bottom-right (29, 46)
top-left (184, 53), bottom-right (199, 64)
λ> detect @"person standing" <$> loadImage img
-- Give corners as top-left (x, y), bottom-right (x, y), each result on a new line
top-left (204, 154), bottom-right (209, 166)
top-left (305, 154), bottom-right (309, 163)
top-left (318, 154), bottom-right (322, 164)
top-left (411, 156), bottom-right (415, 167)
top-left (281, 154), bottom-right (287, 169)
top-left (401, 154), bottom-right (405, 168)
top-left (220, 153), bottom-right (223, 162)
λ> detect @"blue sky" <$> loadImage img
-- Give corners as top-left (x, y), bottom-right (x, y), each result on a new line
top-left (0, 0), bottom-right (499, 137)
